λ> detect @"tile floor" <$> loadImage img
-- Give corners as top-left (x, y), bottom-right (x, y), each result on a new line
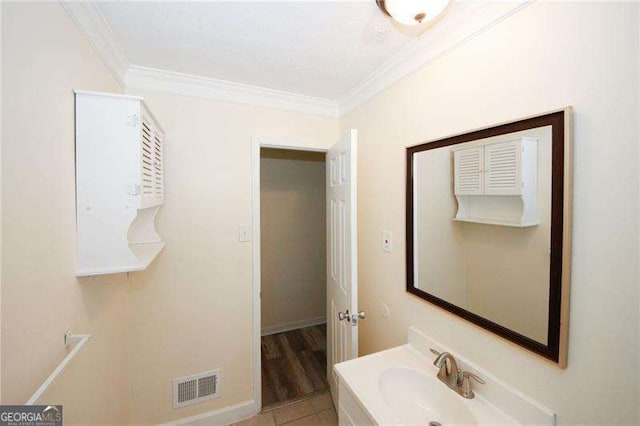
top-left (234, 391), bottom-right (337, 426)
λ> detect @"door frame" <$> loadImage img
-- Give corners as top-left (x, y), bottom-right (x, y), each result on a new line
top-left (251, 137), bottom-right (328, 411)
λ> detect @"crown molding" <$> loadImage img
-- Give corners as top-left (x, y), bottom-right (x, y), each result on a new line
top-left (124, 66), bottom-right (341, 118)
top-left (61, 0), bottom-right (532, 119)
top-left (338, 1), bottom-right (534, 116)
top-left (60, 1), bottom-right (129, 87)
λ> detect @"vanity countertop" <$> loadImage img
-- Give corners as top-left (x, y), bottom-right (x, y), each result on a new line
top-left (334, 327), bottom-right (555, 426)
top-left (335, 344), bottom-right (517, 425)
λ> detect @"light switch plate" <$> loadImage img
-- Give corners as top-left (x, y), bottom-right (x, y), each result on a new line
top-left (239, 225), bottom-right (251, 242)
top-left (382, 231), bottom-right (392, 252)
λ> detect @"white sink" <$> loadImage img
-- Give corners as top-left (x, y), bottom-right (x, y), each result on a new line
top-left (334, 328), bottom-right (555, 425)
top-left (332, 340), bottom-right (541, 424)
top-left (378, 367), bottom-right (477, 425)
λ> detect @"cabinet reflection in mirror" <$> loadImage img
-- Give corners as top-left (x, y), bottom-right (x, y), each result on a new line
top-left (406, 108), bottom-right (572, 367)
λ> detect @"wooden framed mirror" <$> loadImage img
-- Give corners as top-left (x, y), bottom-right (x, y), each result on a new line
top-left (406, 108), bottom-right (572, 367)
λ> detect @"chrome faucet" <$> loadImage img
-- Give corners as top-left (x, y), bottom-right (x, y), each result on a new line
top-left (430, 349), bottom-right (485, 399)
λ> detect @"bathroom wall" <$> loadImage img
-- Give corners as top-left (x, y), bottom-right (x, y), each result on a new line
top-left (1, 2), bottom-right (130, 423)
top-left (260, 149), bottom-right (326, 335)
top-left (341, 2), bottom-right (639, 424)
top-left (124, 88), bottom-right (338, 424)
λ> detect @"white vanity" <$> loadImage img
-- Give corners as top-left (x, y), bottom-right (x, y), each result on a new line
top-left (335, 327), bottom-right (555, 426)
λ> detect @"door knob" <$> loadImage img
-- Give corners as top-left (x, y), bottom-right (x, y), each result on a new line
top-left (350, 311), bottom-right (366, 325)
top-left (338, 310), bottom-right (350, 321)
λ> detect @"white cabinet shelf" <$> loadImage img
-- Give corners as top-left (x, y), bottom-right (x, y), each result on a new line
top-left (75, 90), bottom-right (165, 276)
top-left (75, 242), bottom-right (166, 277)
top-left (452, 217), bottom-right (538, 228)
top-left (452, 137), bottom-right (538, 227)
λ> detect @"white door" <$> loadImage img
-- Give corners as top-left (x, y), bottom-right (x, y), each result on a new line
top-left (326, 129), bottom-right (360, 406)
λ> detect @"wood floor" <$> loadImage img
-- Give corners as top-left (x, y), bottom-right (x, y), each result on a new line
top-left (261, 324), bottom-right (328, 408)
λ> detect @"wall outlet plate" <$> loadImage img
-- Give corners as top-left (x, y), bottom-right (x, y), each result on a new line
top-left (239, 225), bottom-right (251, 242)
top-left (382, 231), bottom-right (392, 252)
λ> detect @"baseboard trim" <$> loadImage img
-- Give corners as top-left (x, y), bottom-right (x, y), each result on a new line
top-left (261, 317), bottom-right (326, 336)
top-left (166, 399), bottom-right (259, 426)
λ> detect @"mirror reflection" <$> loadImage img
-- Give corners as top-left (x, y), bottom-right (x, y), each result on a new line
top-left (412, 126), bottom-right (552, 344)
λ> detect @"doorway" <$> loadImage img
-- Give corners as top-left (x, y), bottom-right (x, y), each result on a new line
top-left (251, 132), bottom-right (359, 420)
top-left (259, 147), bottom-right (329, 409)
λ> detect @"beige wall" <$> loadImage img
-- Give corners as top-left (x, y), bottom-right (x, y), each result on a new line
top-left (260, 151), bottom-right (326, 334)
top-left (342, 2), bottom-right (639, 424)
top-left (1, 2), bottom-right (130, 423)
top-left (124, 88), bottom-right (338, 423)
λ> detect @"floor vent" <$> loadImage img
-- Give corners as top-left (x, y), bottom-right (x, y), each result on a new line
top-left (173, 370), bottom-right (220, 408)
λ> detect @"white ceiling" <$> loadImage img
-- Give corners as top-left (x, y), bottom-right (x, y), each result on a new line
top-left (97, 1), bottom-right (426, 100)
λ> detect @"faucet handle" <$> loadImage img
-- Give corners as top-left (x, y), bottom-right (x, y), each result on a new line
top-left (460, 371), bottom-right (485, 399)
top-left (429, 348), bottom-right (441, 357)
top-left (463, 371), bottom-right (485, 384)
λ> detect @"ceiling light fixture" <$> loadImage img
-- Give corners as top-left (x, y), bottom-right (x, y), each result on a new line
top-left (376, 0), bottom-right (450, 26)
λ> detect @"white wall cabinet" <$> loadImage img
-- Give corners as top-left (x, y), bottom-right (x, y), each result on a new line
top-left (75, 91), bottom-right (165, 276)
top-left (453, 137), bottom-right (538, 227)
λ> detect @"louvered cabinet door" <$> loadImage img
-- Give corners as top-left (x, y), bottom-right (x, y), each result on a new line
top-left (140, 115), bottom-right (156, 208)
top-left (484, 140), bottom-right (522, 195)
top-left (152, 127), bottom-right (164, 203)
top-left (454, 147), bottom-right (484, 195)
top-left (140, 109), bottom-right (164, 208)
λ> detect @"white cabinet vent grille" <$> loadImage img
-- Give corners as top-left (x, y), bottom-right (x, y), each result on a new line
top-left (173, 370), bottom-right (220, 408)
top-left (485, 141), bottom-right (520, 194)
top-left (454, 147), bottom-right (483, 195)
